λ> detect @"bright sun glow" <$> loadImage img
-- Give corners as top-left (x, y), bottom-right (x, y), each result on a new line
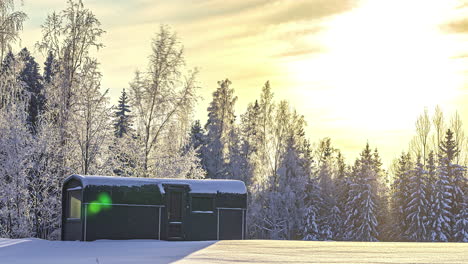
top-left (284, 0), bottom-right (464, 132)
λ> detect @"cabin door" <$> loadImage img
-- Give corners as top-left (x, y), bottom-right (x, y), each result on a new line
top-left (166, 186), bottom-right (187, 240)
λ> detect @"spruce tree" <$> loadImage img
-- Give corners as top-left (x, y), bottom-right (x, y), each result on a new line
top-left (114, 88), bottom-right (133, 138)
top-left (184, 120), bottom-right (205, 156)
top-left (430, 129), bottom-right (457, 241)
top-left (344, 144), bottom-right (379, 241)
top-left (43, 51), bottom-right (56, 84)
top-left (405, 156), bottom-right (429, 241)
top-left (425, 151), bottom-right (437, 239)
top-left (0, 51), bottom-right (18, 109)
top-left (439, 129), bottom-right (466, 241)
top-left (18, 48), bottom-right (45, 134)
top-left (334, 151), bottom-right (348, 240)
top-left (390, 153), bottom-right (412, 240)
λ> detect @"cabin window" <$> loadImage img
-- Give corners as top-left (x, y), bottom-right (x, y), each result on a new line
top-left (68, 190), bottom-right (81, 219)
top-left (191, 197), bottom-right (214, 213)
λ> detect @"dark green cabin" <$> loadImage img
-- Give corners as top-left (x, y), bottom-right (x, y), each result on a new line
top-left (62, 175), bottom-right (247, 241)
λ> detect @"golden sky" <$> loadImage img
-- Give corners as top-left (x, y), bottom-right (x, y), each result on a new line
top-left (18, 0), bottom-right (468, 166)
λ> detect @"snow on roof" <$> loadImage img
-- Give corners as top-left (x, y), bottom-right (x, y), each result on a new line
top-left (65, 175), bottom-right (247, 194)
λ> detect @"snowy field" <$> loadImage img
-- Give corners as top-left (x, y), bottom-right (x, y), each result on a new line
top-left (0, 238), bottom-right (467, 264)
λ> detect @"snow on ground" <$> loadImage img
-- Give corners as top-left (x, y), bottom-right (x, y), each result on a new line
top-left (0, 238), bottom-right (467, 264)
top-left (0, 238), bottom-right (214, 264)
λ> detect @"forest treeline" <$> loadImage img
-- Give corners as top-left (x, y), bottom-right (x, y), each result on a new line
top-left (0, 0), bottom-right (466, 241)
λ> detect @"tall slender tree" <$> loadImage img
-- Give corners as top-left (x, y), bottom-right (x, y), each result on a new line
top-left (203, 79), bottom-right (237, 179)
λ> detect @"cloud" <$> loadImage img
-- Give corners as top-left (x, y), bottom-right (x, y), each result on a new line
top-left (443, 18), bottom-right (468, 33)
top-left (260, 0), bottom-right (357, 26)
top-left (274, 47), bottom-right (324, 59)
top-left (441, 1), bottom-right (468, 34)
top-left (451, 53), bottom-right (468, 59)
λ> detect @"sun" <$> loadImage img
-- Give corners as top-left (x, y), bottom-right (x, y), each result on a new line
top-left (284, 0), bottom-right (464, 131)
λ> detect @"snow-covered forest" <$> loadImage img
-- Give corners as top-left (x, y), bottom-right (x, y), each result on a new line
top-left (0, 0), bottom-right (466, 242)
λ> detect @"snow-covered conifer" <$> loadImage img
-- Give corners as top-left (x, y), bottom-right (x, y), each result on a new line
top-left (344, 144), bottom-right (379, 241)
top-left (405, 156), bottom-right (429, 241)
top-left (114, 88), bottom-right (133, 138)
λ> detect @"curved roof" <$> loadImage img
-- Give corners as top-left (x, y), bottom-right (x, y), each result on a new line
top-left (64, 175), bottom-right (247, 195)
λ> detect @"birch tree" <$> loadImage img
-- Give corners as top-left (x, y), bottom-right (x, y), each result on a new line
top-left (0, 0), bottom-right (27, 62)
top-left (69, 59), bottom-right (111, 175)
top-left (36, 0), bottom-right (105, 178)
top-left (130, 25), bottom-right (199, 176)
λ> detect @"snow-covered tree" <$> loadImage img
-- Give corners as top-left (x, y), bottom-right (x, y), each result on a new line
top-left (35, 0), bottom-right (105, 183)
top-left (331, 151), bottom-right (348, 240)
top-left (410, 109), bottom-right (431, 165)
top-left (429, 130), bottom-right (456, 241)
top-left (0, 0), bottom-right (27, 62)
top-left (432, 106), bottom-right (445, 154)
top-left (405, 156), bottom-right (429, 241)
top-left (303, 174), bottom-right (322, 241)
top-left (438, 129), bottom-right (466, 241)
top-left (344, 144), bottom-right (380, 241)
top-left (425, 151), bottom-right (437, 236)
top-left (203, 79), bottom-right (237, 179)
top-left (17, 48), bottom-right (45, 134)
top-left (129, 25), bottom-right (199, 176)
top-left (42, 51), bottom-right (57, 85)
top-left (454, 193), bottom-right (468, 242)
top-left (236, 101), bottom-right (261, 185)
top-left (183, 121), bottom-right (206, 178)
top-left (114, 88), bottom-right (133, 138)
top-left (313, 138), bottom-right (344, 240)
top-left (389, 153), bottom-right (412, 240)
top-left (0, 77), bottom-right (31, 238)
top-left (28, 119), bottom-right (63, 239)
top-left (69, 59), bottom-right (112, 175)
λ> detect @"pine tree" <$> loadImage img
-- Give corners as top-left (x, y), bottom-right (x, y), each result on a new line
top-left (114, 88), bottom-right (133, 138)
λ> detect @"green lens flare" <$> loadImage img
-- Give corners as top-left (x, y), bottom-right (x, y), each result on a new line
top-left (88, 203), bottom-right (101, 215)
top-left (88, 192), bottom-right (112, 216)
top-left (98, 193), bottom-right (112, 209)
